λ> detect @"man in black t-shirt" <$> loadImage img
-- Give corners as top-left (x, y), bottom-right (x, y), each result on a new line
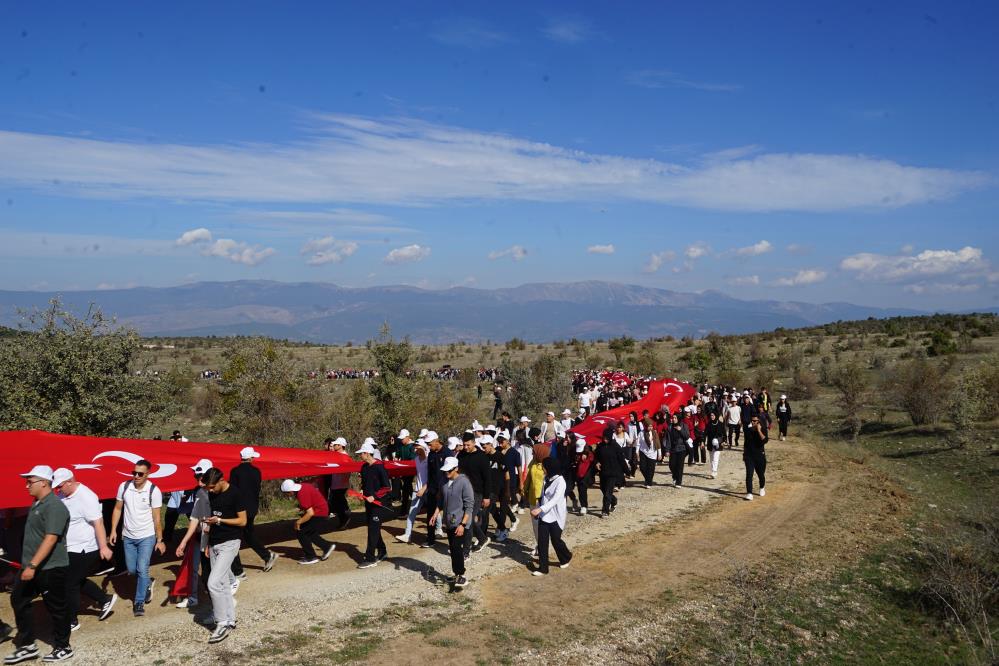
top-left (202, 468), bottom-right (246, 644)
top-left (229, 447), bottom-right (278, 576)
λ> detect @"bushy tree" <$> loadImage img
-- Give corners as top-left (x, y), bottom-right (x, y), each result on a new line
top-left (830, 361), bottom-right (868, 443)
top-left (0, 299), bottom-right (174, 436)
top-left (884, 357), bottom-right (953, 426)
top-left (501, 353), bottom-right (572, 419)
top-left (628, 340), bottom-right (664, 377)
top-left (607, 336), bottom-right (636, 365)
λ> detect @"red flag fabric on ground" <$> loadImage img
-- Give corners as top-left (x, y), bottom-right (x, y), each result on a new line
top-left (569, 378), bottom-right (696, 442)
top-left (170, 542), bottom-right (195, 599)
top-left (0, 430), bottom-right (415, 509)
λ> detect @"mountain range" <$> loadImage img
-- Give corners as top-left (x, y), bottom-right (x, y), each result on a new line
top-left (0, 280), bottom-right (958, 344)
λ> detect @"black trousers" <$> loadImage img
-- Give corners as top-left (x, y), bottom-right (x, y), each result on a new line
top-left (639, 455), bottom-right (656, 486)
top-left (599, 476), bottom-right (617, 514)
top-left (778, 419), bottom-right (789, 437)
top-left (66, 550), bottom-right (108, 624)
top-left (329, 488), bottom-right (351, 527)
top-left (297, 516), bottom-right (333, 560)
top-left (536, 521), bottom-right (572, 574)
top-left (12, 566), bottom-right (70, 650)
top-left (575, 477), bottom-right (588, 508)
top-left (424, 490), bottom-right (439, 544)
top-left (744, 450), bottom-right (767, 494)
top-left (669, 451), bottom-right (686, 485)
top-left (363, 504), bottom-right (388, 561)
top-left (562, 474), bottom-right (578, 508)
top-left (400, 476), bottom-right (413, 514)
top-left (463, 493), bottom-right (486, 556)
top-left (446, 527), bottom-right (466, 576)
top-left (231, 511), bottom-right (270, 575)
top-left (163, 507), bottom-right (180, 545)
top-left (727, 423), bottom-right (741, 447)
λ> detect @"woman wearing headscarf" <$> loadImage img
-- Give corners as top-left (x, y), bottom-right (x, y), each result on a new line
top-left (664, 413), bottom-right (691, 487)
top-left (530, 457), bottom-right (572, 576)
top-left (637, 415), bottom-right (660, 487)
top-left (573, 436), bottom-right (594, 514)
top-left (705, 410), bottom-right (727, 480)
top-left (522, 442), bottom-right (550, 559)
top-left (558, 432), bottom-right (581, 513)
top-left (594, 426), bottom-right (626, 516)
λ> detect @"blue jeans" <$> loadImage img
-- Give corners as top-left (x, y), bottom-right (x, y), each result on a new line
top-left (123, 535), bottom-right (155, 605)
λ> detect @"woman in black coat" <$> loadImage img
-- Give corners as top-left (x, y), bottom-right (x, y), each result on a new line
top-left (775, 395), bottom-right (792, 441)
top-left (594, 427), bottom-right (626, 517)
top-left (663, 413), bottom-right (691, 487)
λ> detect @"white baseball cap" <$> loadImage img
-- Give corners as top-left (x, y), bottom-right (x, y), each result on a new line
top-left (519, 416), bottom-right (531, 423)
top-left (496, 430), bottom-right (510, 441)
top-left (780, 394), bottom-right (787, 400)
top-left (331, 437), bottom-right (348, 448)
top-left (19, 465), bottom-right (53, 481)
top-left (51, 467), bottom-right (73, 487)
top-left (447, 436), bottom-right (461, 451)
top-left (192, 458), bottom-right (214, 474)
top-left (485, 424), bottom-right (497, 432)
top-left (280, 479), bottom-right (301, 493)
top-left (358, 439), bottom-right (378, 455)
top-left (239, 446), bottom-right (260, 460)
top-left (479, 434), bottom-right (495, 447)
top-left (545, 411), bottom-right (555, 417)
top-left (440, 458), bottom-right (459, 473)
top-left (562, 409), bottom-right (572, 415)
top-left (398, 429), bottom-right (410, 439)
top-left (418, 428), bottom-right (429, 439)
top-left (424, 430), bottom-right (439, 442)
top-left (471, 420), bottom-right (483, 431)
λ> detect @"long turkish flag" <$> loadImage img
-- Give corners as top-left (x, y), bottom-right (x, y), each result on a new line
top-left (568, 378), bottom-right (695, 442)
top-left (0, 430), bottom-right (414, 509)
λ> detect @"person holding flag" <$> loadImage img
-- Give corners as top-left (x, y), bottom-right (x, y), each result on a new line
top-left (280, 479), bottom-right (336, 565)
top-left (356, 440), bottom-right (392, 569)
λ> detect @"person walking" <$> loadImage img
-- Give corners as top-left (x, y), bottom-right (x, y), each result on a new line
top-left (280, 479), bottom-right (336, 565)
top-left (4, 465), bottom-right (73, 664)
top-left (356, 440), bottom-right (392, 569)
top-left (572, 437), bottom-right (594, 514)
top-left (173, 459), bottom-right (213, 610)
top-left (396, 439), bottom-right (431, 545)
top-left (725, 397), bottom-right (742, 449)
top-left (775, 395), bottom-right (792, 441)
top-left (637, 416), bottom-right (660, 487)
top-left (664, 413), bottom-right (690, 488)
top-left (522, 443), bottom-right (549, 557)
top-left (594, 429), bottom-right (626, 516)
top-left (396, 430), bottom-right (416, 516)
top-left (109, 459), bottom-right (165, 617)
top-left (705, 411), bottom-right (727, 480)
top-left (530, 458), bottom-right (572, 576)
top-left (51, 468), bottom-right (117, 632)
top-left (743, 415), bottom-right (770, 500)
top-left (201, 468), bottom-right (247, 644)
top-left (456, 433), bottom-right (492, 556)
top-left (480, 436), bottom-right (510, 542)
top-left (612, 421), bottom-right (635, 483)
top-left (422, 433), bottom-right (449, 548)
top-left (229, 447), bottom-right (278, 577)
top-left (325, 438), bottom-right (352, 529)
top-left (430, 458), bottom-right (472, 589)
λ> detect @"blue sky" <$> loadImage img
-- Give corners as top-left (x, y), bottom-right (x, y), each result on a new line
top-left (1, 1), bottom-right (997, 310)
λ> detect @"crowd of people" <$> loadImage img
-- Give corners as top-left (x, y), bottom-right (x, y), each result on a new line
top-left (0, 379), bottom-right (791, 660)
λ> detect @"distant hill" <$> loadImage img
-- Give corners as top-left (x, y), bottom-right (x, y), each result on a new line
top-left (0, 280), bottom-right (940, 344)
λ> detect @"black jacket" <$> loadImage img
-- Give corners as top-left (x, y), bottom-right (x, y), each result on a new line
top-left (744, 425), bottom-right (769, 455)
top-left (457, 449), bottom-right (492, 498)
top-left (229, 462), bottom-right (261, 515)
top-left (705, 419), bottom-right (726, 448)
top-left (486, 451), bottom-right (505, 499)
top-left (664, 423), bottom-right (691, 454)
top-left (594, 440), bottom-right (626, 481)
top-left (360, 462), bottom-right (391, 499)
top-left (426, 448), bottom-right (449, 494)
top-left (775, 401), bottom-right (792, 423)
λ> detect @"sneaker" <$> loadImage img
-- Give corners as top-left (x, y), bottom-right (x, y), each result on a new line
top-left (419, 542), bottom-right (434, 549)
top-left (559, 560), bottom-right (571, 569)
top-left (475, 536), bottom-right (491, 551)
top-left (745, 493), bottom-right (754, 501)
top-left (145, 578), bottom-right (154, 605)
top-left (207, 624), bottom-right (231, 644)
top-left (41, 648), bottom-right (74, 663)
top-left (98, 593), bottom-right (117, 621)
top-left (108, 568), bottom-right (129, 578)
top-left (376, 553), bottom-right (388, 562)
top-left (394, 534), bottom-right (410, 544)
top-left (579, 507), bottom-right (587, 516)
top-left (230, 578), bottom-right (240, 595)
top-left (235, 571), bottom-right (247, 580)
top-left (509, 518), bottom-right (519, 532)
top-left (4, 644), bottom-right (39, 664)
top-left (297, 558), bottom-right (319, 566)
top-left (435, 529), bottom-right (445, 539)
top-left (494, 530), bottom-right (507, 543)
top-left (515, 508), bottom-right (524, 515)
top-left (453, 576), bottom-right (468, 588)
top-left (93, 565), bottom-right (115, 577)
top-left (600, 511), bottom-right (609, 518)
top-left (69, 622), bottom-right (80, 632)
top-left (531, 570), bottom-right (547, 577)
top-left (175, 598), bottom-right (193, 609)
top-left (132, 605), bottom-right (144, 617)
top-left (263, 551), bottom-right (278, 572)
top-left (642, 484), bottom-right (650, 489)
top-left (759, 488), bottom-right (766, 497)
top-left (0, 624), bottom-right (11, 644)
top-left (709, 474), bottom-right (716, 480)
top-left (320, 544), bottom-right (337, 561)
top-left (530, 548), bottom-right (538, 560)
top-left (357, 559), bottom-right (378, 569)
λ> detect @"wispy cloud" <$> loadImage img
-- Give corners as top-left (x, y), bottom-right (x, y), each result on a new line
top-left (300, 236), bottom-right (359, 266)
top-left (727, 275), bottom-right (761, 286)
top-left (643, 250), bottom-right (676, 273)
top-left (429, 18), bottom-right (508, 48)
top-left (541, 16), bottom-right (594, 43)
top-left (840, 246), bottom-right (992, 293)
top-left (627, 69), bottom-right (742, 92)
top-left (587, 244), bottom-right (615, 255)
top-left (786, 243), bottom-right (811, 256)
top-left (773, 269), bottom-right (827, 287)
top-left (685, 242), bottom-right (711, 259)
top-left (734, 240), bottom-right (773, 257)
top-left (384, 243), bottom-right (431, 265)
top-left (487, 245), bottom-right (528, 261)
top-left (175, 228), bottom-right (275, 266)
top-left (0, 114), bottom-right (985, 212)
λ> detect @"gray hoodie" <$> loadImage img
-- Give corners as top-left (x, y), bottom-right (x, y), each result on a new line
top-left (438, 473), bottom-right (474, 529)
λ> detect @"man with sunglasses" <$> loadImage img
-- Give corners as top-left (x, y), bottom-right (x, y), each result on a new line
top-left (4, 465), bottom-right (72, 664)
top-left (109, 460), bottom-right (165, 617)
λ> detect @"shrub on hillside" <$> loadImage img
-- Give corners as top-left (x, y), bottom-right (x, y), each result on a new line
top-left (884, 357), bottom-right (953, 426)
top-left (500, 353), bottom-right (572, 418)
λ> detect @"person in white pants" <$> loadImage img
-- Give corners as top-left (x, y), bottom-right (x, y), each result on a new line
top-left (201, 468), bottom-right (247, 644)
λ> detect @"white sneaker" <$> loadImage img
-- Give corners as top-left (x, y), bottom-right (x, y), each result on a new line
top-left (435, 529), bottom-right (445, 538)
top-left (579, 507), bottom-right (587, 515)
top-left (530, 548), bottom-right (538, 560)
top-left (759, 488), bottom-right (766, 497)
top-left (510, 518), bottom-right (519, 532)
top-left (709, 474), bottom-right (716, 480)
top-left (175, 598), bottom-right (192, 609)
top-left (745, 493), bottom-right (753, 501)
top-left (395, 534), bottom-right (410, 544)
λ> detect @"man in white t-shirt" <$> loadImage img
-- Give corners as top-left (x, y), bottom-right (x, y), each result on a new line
top-left (52, 468), bottom-right (118, 630)
top-left (578, 389), bottom-right (592, 415)
top-left (109, 459), bottom-right (165, 617)
top-left (539, 411), bottom-right (565, 443)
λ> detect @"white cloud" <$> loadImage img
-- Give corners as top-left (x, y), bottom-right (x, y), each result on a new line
top-left (175, 228), bottom-right (275, 266)
top-left (643, 250), bottom-right (676, 273)
top-left (541, 17), bottom-right (593, 43)
top-left (773, 269), bottom-right (827, 287)
top-left (300, 236), bottom-right (359, 266)
top-left (685, 242), bottom-right (711, 259)
top-left (734, 240), bottom-right (773, 257)
top-left (586, 244), bottom-right (615, 255)
top-left (384, 244), bottom-right (431, 264)
top-left (0, 115), bottom-right (985, 212)
top-left (727, 275), bottom-right (760, 286)
top-left (904, 282), bottom-right (981, 294)
top-left (176, 228), bottom-right (213, 246)
top-left (840, 246), bottom-right (992, 293)
top-left (487, 245), bottom-right (528, 261)
top-left (900, 243), bottom-right (914, 254)
top-left (627, 69), bottom-right (742, 92)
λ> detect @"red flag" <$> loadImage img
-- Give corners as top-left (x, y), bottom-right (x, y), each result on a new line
top-left (569, 378), bottom-right (695, 442)
top-left (170, 542), bottom-right (196, 598)
top-left (0, 430), bottom-right (415, 509)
